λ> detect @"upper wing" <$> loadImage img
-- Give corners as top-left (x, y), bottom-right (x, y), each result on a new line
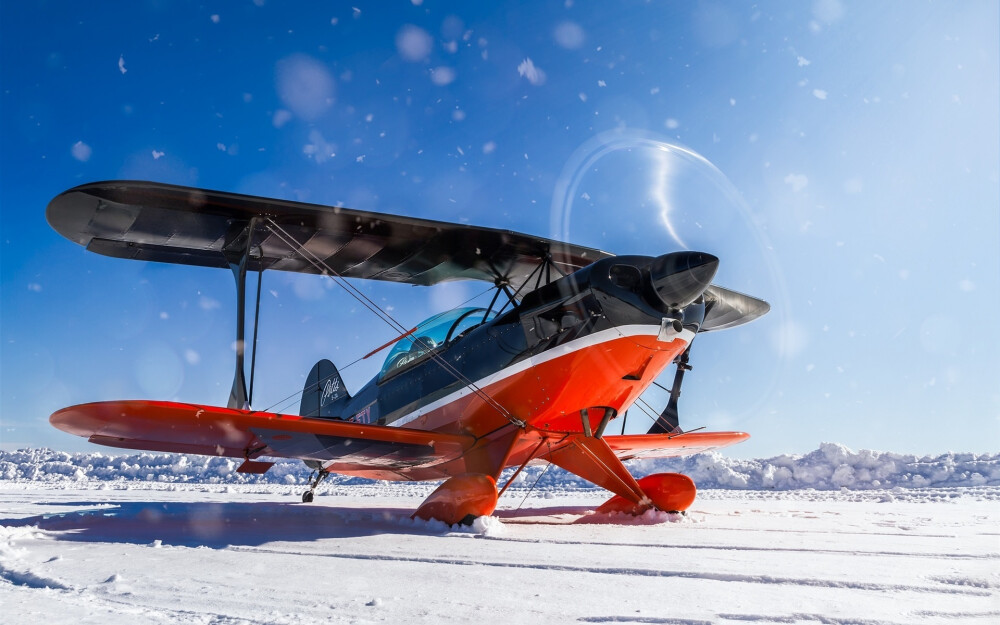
top-left (602, 431), bottom-right (750, 460)
top-left (50, 400), bottom-right (474, 477)
top-left (46, 180), bottom-right (613, 292)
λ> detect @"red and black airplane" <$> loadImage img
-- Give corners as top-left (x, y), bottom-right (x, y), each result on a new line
top-left (47, 181), bottom-right (769, 525)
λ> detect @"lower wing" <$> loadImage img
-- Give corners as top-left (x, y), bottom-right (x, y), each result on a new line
top-left (50, 400), bottom-right (473, 475)
top-left (602, 431), bottom-right (749, 460)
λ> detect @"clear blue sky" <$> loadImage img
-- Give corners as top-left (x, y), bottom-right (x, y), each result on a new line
top-left (2, 1), bottom-right (997, 458)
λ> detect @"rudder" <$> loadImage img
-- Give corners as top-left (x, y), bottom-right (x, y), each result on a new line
top-left (300, 359), bottom-right (351, 418)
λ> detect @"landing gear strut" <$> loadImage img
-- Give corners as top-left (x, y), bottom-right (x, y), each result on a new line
top-left (301, 469), bottom-right (329, 503)
top-left (648, 346), bottom-right (691, 435)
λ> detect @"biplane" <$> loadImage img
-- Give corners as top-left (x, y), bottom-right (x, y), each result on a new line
top-left (47, 181), bottom-right (769, 525)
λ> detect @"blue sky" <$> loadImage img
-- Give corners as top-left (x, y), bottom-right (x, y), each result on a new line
top-left (1, 1), bottom-right (997, 457)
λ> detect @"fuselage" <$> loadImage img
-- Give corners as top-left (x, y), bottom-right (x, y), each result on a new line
top-left (338, 254), bottom-right (709, 443)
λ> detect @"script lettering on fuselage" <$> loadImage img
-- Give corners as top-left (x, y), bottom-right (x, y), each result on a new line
top-left (321, 377), bottom-right (342, 405)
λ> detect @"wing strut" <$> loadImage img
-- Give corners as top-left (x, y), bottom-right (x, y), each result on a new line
top-left (248, 267), bottom-right (263, 406)
top-left (224, 218), bottom-right (262, 410)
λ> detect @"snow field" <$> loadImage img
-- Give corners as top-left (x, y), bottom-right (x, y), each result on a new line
top-left (1, 479), bottom-right (997, 624)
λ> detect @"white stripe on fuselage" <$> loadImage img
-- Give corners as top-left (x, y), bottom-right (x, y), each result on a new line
top-left (388, 324), bottom-right (695, 428)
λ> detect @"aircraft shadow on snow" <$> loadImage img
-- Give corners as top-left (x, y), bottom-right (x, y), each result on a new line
top-left (2, 500), bottom-right (459, 547)
top-left (1, 500), bottom-right (633, 547)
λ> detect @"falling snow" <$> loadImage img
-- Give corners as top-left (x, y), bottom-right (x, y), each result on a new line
top-left (70, 141), bottom-right (91, 162)
top-left (396, 25), bottom-right (433, 62)
top-left (517, 58), bottom-right (546, 86)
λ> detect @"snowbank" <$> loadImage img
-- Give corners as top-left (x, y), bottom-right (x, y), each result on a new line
top-left (2, 443), bottom-right (997, 490)
top-left (630, 443), bottom-right (1000, 490)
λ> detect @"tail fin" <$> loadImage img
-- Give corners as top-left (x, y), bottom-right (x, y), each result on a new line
top-left (300, 359), bottom-right (351, 418)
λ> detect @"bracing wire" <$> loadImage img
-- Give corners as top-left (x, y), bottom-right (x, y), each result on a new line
top-left (634, 396), bottom-right (661, 422)
top-left (636, 394), bottom-right (686, 434)
top-left (261, 220), bottom-right (523, 426)
top-left (263, 283), bottom-right (493, 416)
top-left (515, 460), bottom-right (552, 512)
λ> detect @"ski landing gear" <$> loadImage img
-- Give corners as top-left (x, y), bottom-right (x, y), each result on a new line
top-left (301, 467), bottom-right (330, 503)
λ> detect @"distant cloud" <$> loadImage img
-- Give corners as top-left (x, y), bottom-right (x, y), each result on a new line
top-left (118, 55), bottom-right (127, 74)
top-left (784, 173), bottom-right (809, 192)
top-left (959, 279), bottom-right (976, 292)
top-left (151, 150), bottom-right (164, 159)
top-left (396, 25), bottom-right (433, 62)
top-left (517, 58), bottom-right (546, 86)
top-left (813, 89), bottom-right (828, 100)
top-left (797, 56), bottom-right (811, 67)
top-left (71, 141), bottom-right (92, 162)
top-left (27, 283), bottom-right (42, 292)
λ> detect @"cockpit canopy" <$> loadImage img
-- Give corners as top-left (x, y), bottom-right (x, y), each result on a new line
top-left (379, 307), bottom-right (494, 380)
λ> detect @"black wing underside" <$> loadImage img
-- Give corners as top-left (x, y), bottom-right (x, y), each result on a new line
top-left (47, 180), bottom-right (613, 292)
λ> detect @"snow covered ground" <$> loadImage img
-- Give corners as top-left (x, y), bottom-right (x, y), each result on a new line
top-left (2, 447), bottom-right (998, 624)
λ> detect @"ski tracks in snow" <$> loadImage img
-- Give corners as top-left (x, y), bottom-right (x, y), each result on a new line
top-left (0, 484), bottom-right (997, 624)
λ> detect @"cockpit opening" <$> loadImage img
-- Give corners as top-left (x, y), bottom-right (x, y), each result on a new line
top-left (378, 307), bottom-right (494, 380)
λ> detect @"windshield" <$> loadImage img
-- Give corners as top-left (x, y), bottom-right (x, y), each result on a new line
top-left (379, 307), bottom-right (493, 379)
